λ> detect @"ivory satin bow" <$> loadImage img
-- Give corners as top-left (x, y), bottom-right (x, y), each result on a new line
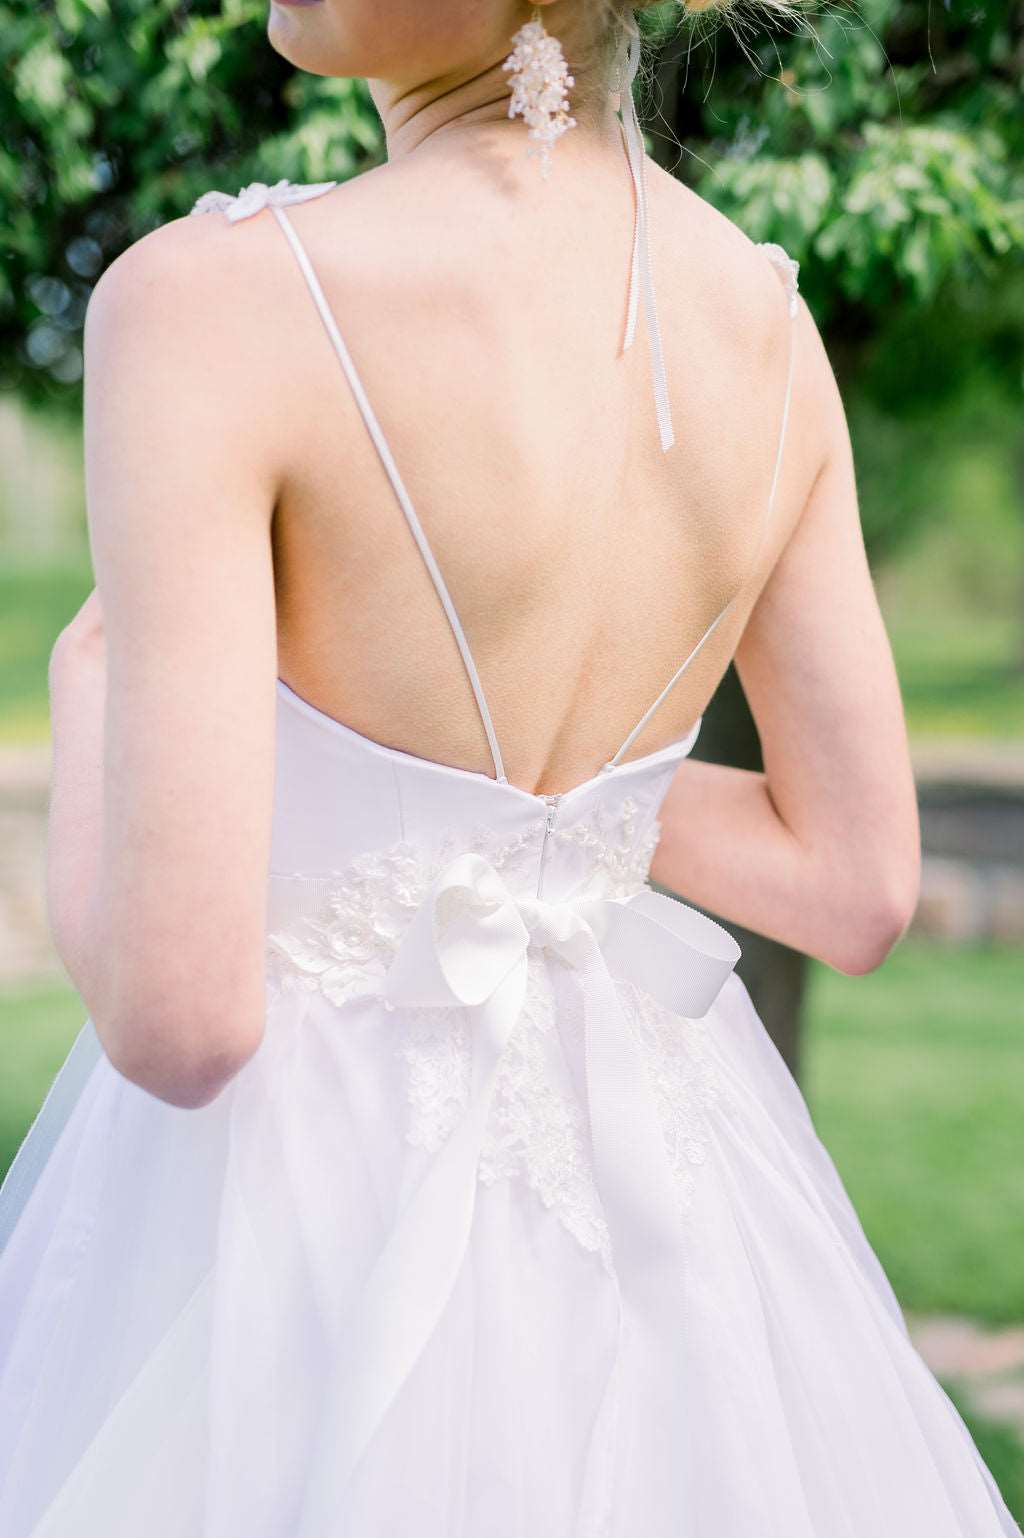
top-left (296, 851), bottom-right (740, 1531)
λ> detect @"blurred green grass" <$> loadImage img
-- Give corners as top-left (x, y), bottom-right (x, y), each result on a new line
top-left (873, 440), bottom-right (1024, 740)
top-left (949, 1388), bottom-right (1024, 1525)
top-left (805, 939), bottom-right (1024, 1325)
top-left (0, 561), bottom-right (93, 743)
top-left (0, 977), bottom-right (85, 1179)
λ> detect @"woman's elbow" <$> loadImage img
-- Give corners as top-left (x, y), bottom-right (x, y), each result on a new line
top-left (826, 861), bottom-right (921, 977)
top-left (98, 1001), bottom-right (264, 1110)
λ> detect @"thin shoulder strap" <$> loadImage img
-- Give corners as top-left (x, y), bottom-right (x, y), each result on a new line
top-left (603, 242), bottom-right (800, 771)
top-left (270, 204), bottom-right (510, 785)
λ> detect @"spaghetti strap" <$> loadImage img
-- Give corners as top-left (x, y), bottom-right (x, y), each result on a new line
top-left (604, 240), bottom-right (801, 771)
top-left (270, 202), bottom-right (510, 786)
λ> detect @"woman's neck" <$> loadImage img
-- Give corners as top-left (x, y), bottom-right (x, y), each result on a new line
top-left (368, 45), bottom-right (622, 163)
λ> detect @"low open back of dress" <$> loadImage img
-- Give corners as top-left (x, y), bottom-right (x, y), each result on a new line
top-left (191, 33), bottom-right (801, 796)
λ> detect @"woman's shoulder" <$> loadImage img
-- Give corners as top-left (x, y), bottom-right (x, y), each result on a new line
top-left (651, 164), bottom-right (801, 336)
top-left (649, 162), bottom-right (836, 509)
top-left (85, 176), bottom-right (343, 347)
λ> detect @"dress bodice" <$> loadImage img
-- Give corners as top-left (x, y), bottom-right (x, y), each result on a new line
top-left (268, 675), bottom-right (701, 908)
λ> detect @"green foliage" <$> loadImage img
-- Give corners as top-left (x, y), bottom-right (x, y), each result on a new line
top-left (653, 1), bottom-right (1024, 332)
top-left (2, 0), bottom-right (1022, 441)
top-left (695, 151), bottom-right (835, 256)
top-left (815, 122), bottom-right (1023, 305)
top-left (0, 0), bottom-right (382, 401)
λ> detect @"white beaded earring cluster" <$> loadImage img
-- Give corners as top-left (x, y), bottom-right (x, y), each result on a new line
top-left (502, 6), bottom-right (577, 178)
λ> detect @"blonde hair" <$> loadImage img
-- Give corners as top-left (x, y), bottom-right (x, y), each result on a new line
top-left (560, 0), bottom-right (795, 122)
top-left (608, 0), bottom-right (795, 21)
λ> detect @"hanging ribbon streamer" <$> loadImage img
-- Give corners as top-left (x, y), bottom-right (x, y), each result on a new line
top-left (619, 33), bottom-right (675, 453)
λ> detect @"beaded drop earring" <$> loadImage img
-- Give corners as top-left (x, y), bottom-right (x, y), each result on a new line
top-left (502, 5), bottom-right (577, 178)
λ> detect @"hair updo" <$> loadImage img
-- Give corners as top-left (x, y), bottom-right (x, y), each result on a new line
top-left (601, 0), bottom-right (795, 43)
top-left (571, 0), bottom-right (793, 118)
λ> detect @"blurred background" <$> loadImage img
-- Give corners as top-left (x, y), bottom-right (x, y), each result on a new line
top-left (1, 0), bottom-right (1022, 1518)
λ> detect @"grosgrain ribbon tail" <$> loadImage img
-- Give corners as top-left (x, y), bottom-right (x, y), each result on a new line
top-left (619, 35), bottom-right (675, 453)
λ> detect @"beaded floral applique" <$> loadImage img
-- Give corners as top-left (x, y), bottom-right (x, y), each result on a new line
top-left (757, 241), bottom-right (801, 317)
top-left (267, 821), bottom-right (544, 1011)
top-left (190, 178), bottom-right (337, 223)
top-left (549, 793), bottom-right (662, 901)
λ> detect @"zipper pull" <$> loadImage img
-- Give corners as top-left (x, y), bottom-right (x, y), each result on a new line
top-left (538, 793), bottom-right (562, 899)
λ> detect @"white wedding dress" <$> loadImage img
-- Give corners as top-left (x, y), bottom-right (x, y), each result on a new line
top-left (0, 77), bottom-right (1019, 1538)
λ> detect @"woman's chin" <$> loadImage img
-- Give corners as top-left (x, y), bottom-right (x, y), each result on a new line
top-left (266, 6), bottom-right (331, 71)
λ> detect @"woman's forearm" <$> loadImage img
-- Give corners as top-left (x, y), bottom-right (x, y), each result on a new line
top-left (44, 630), bottom-right (109, 1018)
top-left (649, 757), bottom-right (911, 975)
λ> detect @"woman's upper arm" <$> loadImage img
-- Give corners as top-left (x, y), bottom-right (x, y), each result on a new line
top-left (83, 217), bottom-right (284, 1085)
top-left (732, 300), bottom-right (921, 923)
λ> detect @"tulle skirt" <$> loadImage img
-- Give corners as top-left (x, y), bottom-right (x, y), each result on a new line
top-left (0, 965), bottom-right (1017, 1537)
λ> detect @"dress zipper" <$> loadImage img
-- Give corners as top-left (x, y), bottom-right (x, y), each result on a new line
top-left (537, 792), bottom-right (562, 898)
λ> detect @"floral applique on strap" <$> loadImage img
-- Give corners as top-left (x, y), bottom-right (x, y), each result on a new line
top-left (190, 178), bottom-right (338, 223)
top-left (757, 241), bottom-right (801, 317)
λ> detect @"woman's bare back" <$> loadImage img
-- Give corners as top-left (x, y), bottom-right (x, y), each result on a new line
top-left (254, 132), bottom-right (819, 794)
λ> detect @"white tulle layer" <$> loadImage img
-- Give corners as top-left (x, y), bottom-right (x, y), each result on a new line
top-left (0, 969), bottom-right (1017, 1538)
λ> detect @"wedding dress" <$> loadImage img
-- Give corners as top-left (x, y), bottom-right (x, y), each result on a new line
top-left (0, 78), bottom-right (1018, 1538)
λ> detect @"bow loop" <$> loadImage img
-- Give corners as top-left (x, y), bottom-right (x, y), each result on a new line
top-left (384, 851), bottom-right (530, 1009)
top-left (580, 885), bottom-right (742, 1021)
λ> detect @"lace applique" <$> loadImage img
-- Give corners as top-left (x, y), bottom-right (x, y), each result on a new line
top-left (551, 795), bottom-right (663, 901)
top-left (396, 965), bottom-right (722, 1270)
top-left (757, 241), bottom-right (801, 317)
top-left (618, 980), bottom-right (720, 1214)
top-left (400, 955), bottom-right (615, 1270)
top-left (266, 822), bottom-right (542, 1008)
top-left (190, 178), bottom-right (337, 223)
